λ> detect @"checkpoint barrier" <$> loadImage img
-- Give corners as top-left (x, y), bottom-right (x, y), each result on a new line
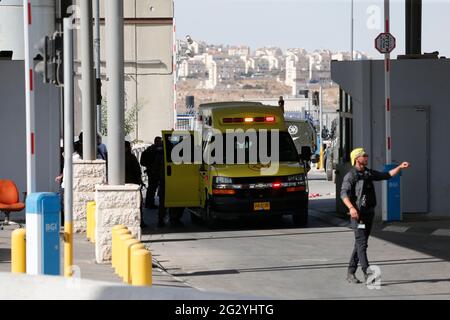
top-left (112, 225), bottom-right (152, 287)
top-left (26, 193), bottom-right (61, 276)
top-left (86, 202), bottom-right (96, 243)
top-left (11, 229), bottom-right (26, 274)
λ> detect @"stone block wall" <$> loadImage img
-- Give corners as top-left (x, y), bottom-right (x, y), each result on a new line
top-left (95, 184), bottom-right (141, 264)
top-left (73, 160), bottom-right (107, 233)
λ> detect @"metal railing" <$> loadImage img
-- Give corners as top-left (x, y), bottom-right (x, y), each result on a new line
top-left (175, 113), bottom-right (197, 131)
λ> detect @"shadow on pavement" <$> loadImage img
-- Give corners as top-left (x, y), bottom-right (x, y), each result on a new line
top-left (140, 207), bottom-right (334, 236)
top-left (171, 257), bottom-right (442, 277)
top-left (381, 278), bottom-right (450, 287)
top-left (142, 229), bottom-right (352, 243)
top-left (310, 195), bottom-right (450, 263)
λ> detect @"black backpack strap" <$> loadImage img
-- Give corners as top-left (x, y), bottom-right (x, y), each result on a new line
top-left (353, 169), bottom-right (365, 210)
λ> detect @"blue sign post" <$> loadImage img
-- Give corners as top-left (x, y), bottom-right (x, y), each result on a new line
top-left (26, 193), bottom-right (61, 276)
top-left (382, 164), bottom-right (402, 222)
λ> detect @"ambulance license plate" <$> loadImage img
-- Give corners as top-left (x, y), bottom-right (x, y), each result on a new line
top-left (254, 202), bottom-right (270, 211)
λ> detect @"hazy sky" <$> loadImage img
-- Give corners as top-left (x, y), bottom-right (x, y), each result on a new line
top-left (174, 0), bottom-right (450, 58)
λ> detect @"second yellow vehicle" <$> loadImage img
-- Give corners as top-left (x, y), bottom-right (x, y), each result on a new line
top-left (162, 102), bottom-right (312, 228)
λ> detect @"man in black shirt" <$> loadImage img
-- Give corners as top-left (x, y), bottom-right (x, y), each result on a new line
top-left (125, 141), bottom-right (143, 186)
top-left (140, 137), bottom-right (163, 209)
top-left (125, 141), bottom-right (146, 228)
top-left (341, 148), bottom-right (410, 284)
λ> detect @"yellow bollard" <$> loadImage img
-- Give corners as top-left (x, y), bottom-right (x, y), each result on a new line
top-left (317, 145), bottom-right (324, 170)
top-left (91, 202), bottom-right (96, 243)
top-left (11, 229), bottom-right (26, 274)
top-left (117, 234), bottom-right (134, 277)
top-left (129, 243), bottom-right (145, 284)
top-left (122, 239), bottom-right (141, 283)
top-left (64, 222), bottom-right (73, 277)
top-left (113, 229), bottom-right (130, 273)
top-left (131, 249), bottom-right (152, 287)
top-left (86, 202), bottom-right (96, 242)
top-left (111, 225), bottom-right (127, 270)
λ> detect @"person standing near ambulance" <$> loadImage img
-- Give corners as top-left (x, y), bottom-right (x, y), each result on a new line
top-left (341, 148), bottom-right (410, 284)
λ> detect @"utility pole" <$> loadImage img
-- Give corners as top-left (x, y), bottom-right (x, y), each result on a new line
top-left (319, 86), bottom-right (323, 146)
top-left (105, 0), bottom-right (125, 185)
top-left (351, 0), bottom-right (354, 60)
top-left (63, 17), bottom-right (74, 278)
top-left (94, 0), bottom-right (102, 135)
top-left (384, 0), bottom-right (392, 165)
top-left (80, 0), bottom-right (96, 160)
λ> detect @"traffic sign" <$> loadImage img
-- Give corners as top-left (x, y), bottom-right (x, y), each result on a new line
top-left (375, 32), bottom-right (396, 54)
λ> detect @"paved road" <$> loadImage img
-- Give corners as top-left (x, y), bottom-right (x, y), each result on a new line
top-left (141, 170), bottom-right (450, 299)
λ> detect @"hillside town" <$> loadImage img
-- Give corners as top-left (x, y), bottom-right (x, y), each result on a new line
top-left (176, 39), bottom-right (370, 112)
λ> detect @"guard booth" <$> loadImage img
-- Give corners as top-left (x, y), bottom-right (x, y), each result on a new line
top-left (331, 58), bottom-right (450, 217)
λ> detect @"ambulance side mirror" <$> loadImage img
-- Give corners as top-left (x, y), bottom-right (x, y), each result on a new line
top-left (300, 146), bottom-right (312, 162)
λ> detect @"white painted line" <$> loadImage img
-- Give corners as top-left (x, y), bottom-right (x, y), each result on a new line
top-left (431, 229), bottom-right (450, 237)
top-left (383, 226), bottom-right (410, 233)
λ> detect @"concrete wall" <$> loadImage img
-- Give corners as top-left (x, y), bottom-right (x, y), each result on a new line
top-left (0, 61), bottom-right (61, 202)
top-left (332, 58), bottom-right (450, 215)
top-left (74, 0), bottom-right (175, 144)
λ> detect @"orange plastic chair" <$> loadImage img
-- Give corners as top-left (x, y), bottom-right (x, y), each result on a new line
top-left (0, 180), bottom-right (25, 230)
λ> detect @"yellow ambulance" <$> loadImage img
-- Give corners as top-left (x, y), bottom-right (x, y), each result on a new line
top-left (162, 102), bottom-right (311, 228)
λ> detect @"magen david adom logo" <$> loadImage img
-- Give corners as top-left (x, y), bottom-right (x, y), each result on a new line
top-left (288, 125), bottom-right (298, 135)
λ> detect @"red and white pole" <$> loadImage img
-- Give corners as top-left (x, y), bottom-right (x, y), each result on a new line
top-left (23, 0), bottom-right (36, 194)
top-left (173, 17), bottom-right (178, 128)
top-left (384, 0), bottom-right (392, 164)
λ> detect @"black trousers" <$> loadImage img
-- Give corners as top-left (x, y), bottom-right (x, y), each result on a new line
top-left (145, 174), bottom-right (160, 208)
top-left (348, 209), bottom-right (375, 274)
top-left (157, 181), bottom-right (166, 223)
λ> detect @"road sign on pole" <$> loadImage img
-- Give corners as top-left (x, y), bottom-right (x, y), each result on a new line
top-left (380, 0), bottom-right (401, 222)
top-left (375, 32), bottom-right (396, 54)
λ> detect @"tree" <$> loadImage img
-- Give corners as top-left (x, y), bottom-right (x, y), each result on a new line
top-left (99, 99), bottom-right (143, 141)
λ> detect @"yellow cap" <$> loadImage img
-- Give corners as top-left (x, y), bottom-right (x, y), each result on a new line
top-left (350, 148), bottom-right (366, 166)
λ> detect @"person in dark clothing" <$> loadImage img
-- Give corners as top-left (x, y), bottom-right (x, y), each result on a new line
top-left (125, 141), bottom-right (143, 185)
top-left (125, 141), bottom-right (146, 228)
top-left (278, 96), bottom-right (285, 114)
top-left (150, 140), bottom-right (184, 228)
top-left (140, 137), bottom-right (163, 209)
top-left (153, 146), bottom-right (166, 228)
top-left (341, 148), bottom-right (410, 284)
top-left (78, 132), bottom-right (108, 161)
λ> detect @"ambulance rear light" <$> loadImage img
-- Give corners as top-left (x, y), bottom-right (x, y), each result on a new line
top-left (212, 189), bottom-right (236, 195)
top-left (272, 182), bottom-right (282, 189)
top-left (222, 116), bottom-right (276, 124)
top-left (287, 186), bottom-right (306, 193)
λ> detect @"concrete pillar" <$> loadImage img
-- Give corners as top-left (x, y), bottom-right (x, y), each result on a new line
top-left (95, 185), bottom-right (141, 264)
top-left (80, 0), bottom-right (96, 160)
top-left (73, 160), bottom-right (107, 232)
top-left (105, 0), bottom-right (125, 185)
